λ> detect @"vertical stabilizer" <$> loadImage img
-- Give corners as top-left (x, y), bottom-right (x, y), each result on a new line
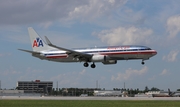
top-left (28, 27), bottom-right (54, 52)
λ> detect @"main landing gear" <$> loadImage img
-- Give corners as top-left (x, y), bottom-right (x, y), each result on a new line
top-left (91, 63), bottom-right (96, 68)
top-left (83, 62), bottom-right (89, 67)
top-left (83, 62), bottom-right (96, 68)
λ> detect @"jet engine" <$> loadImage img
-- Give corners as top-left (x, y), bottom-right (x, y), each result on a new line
top-left (91, 55), bottom-right (108, 62)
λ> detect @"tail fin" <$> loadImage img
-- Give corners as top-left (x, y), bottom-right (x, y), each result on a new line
top-left (28, 27), bottom-right (54, 52)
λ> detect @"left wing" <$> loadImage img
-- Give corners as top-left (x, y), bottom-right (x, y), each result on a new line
top-left (44, 36), bottom-right (92, 62)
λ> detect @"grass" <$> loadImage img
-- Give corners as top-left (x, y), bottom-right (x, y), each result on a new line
top-left (0, 100), bottom-right (180, 107)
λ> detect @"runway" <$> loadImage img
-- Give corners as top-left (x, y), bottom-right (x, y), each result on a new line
top-left (1, 96), bottom-right (180, 100)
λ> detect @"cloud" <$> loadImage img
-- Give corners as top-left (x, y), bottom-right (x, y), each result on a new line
top-left (0, 0), bottom-right (87, 26)
top-left (149, 69), bottom-right (169, 80)
top-left (2, 67), bottom-right (21, 75)
top-left (5, 34), bottom-right (30, 44)
top-left (17, 67), bottom-right (45, 81)
top-left (42, 32), bottom-right (101, 48)
top-left (111, 66), bottom-right (148, 81)
top-left (79, 69), bottom-right (86, 75)
top-left (68, 0), bottom-right (127, 21)
top-left (0, 67), bottom-right (46, 88)
top-left (163, 50), bottom-right (179, 62)
top-left (148, 75), bottom-right (156, 81)
top-left (167, 15), bottom-right (180, 38)
top-left (39, 21), bottom-right (53, 29)
top-left (0, 53), bottom-right (11, 57)
top-left (95, 26), bottom-right (153, 45)
top-left (50, 69), bottom-right (91, 87)
top-left (0, 0), bottom-right (127, 27)
top-left (50, 74), bottom-right (74, 87)
top-left (160, 69), bottom-right (169, 76)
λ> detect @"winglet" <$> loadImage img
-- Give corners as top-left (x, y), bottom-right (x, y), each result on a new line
top-left (44, 36), bottom-right (53, 45)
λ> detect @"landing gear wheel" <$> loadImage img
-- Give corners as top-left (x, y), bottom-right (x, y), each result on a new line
top-left (141, 61), bottom-right (145, 65)
top-left (91, 63), bottom-right (96, 68)
top-left (83, 62), bottom-right (89, 67)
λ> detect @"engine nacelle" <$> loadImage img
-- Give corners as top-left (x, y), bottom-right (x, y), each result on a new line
top-left (91, 55), bottom-right (107, 62)
top-left (102, 60), bottom-right (117, 65)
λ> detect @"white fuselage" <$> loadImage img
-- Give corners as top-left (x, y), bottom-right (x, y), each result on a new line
top-left (33, 45), bottom-right (157, 63)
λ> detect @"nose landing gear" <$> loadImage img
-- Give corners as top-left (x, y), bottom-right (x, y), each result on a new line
top-left (141, 61), bottom-right (145, 65)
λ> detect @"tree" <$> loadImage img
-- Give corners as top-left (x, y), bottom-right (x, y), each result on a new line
top-left (50, 88), bottom-right (55, 95)
top-left (16, 87), bottom-right (19, 90)
top-left (150, 87), bottom-right (160, 91)
top-left (56, 88), bottom-right (61, 95)
top-left (177, 89), bottom-right (180, 91)
top-left (144, 86), bottom-right (149, 92)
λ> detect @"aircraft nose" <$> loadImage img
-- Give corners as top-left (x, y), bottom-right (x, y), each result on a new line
top-left (153, 50), bottom-right (157, 55)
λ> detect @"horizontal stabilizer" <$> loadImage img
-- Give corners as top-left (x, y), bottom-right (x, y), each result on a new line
top-left (18, 49), bottom-right (40, 54)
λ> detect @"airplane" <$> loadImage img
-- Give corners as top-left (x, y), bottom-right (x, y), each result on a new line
top-left (19, 27), bottom-right (157, 68)
top-left (152, 89), bottom-right (180, 97)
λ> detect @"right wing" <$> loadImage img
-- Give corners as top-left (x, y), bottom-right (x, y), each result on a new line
top-left (44, 36), bottom-right (92, 62)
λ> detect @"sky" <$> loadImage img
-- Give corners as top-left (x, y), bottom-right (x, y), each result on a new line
top-left (0, 0), bottom-right (180, 91)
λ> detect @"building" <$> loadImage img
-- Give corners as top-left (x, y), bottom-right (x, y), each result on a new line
top-left (62, 88), bottom-right (101, 96)
top-left (17, 80), bottom-right (53, 94)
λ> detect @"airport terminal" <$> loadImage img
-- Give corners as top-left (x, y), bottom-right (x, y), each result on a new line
top-left (17, 80), bottom-right (53, 93)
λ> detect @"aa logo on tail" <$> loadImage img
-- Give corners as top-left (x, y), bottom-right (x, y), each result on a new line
top-left (33, 38), bottom-right (43, 47)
